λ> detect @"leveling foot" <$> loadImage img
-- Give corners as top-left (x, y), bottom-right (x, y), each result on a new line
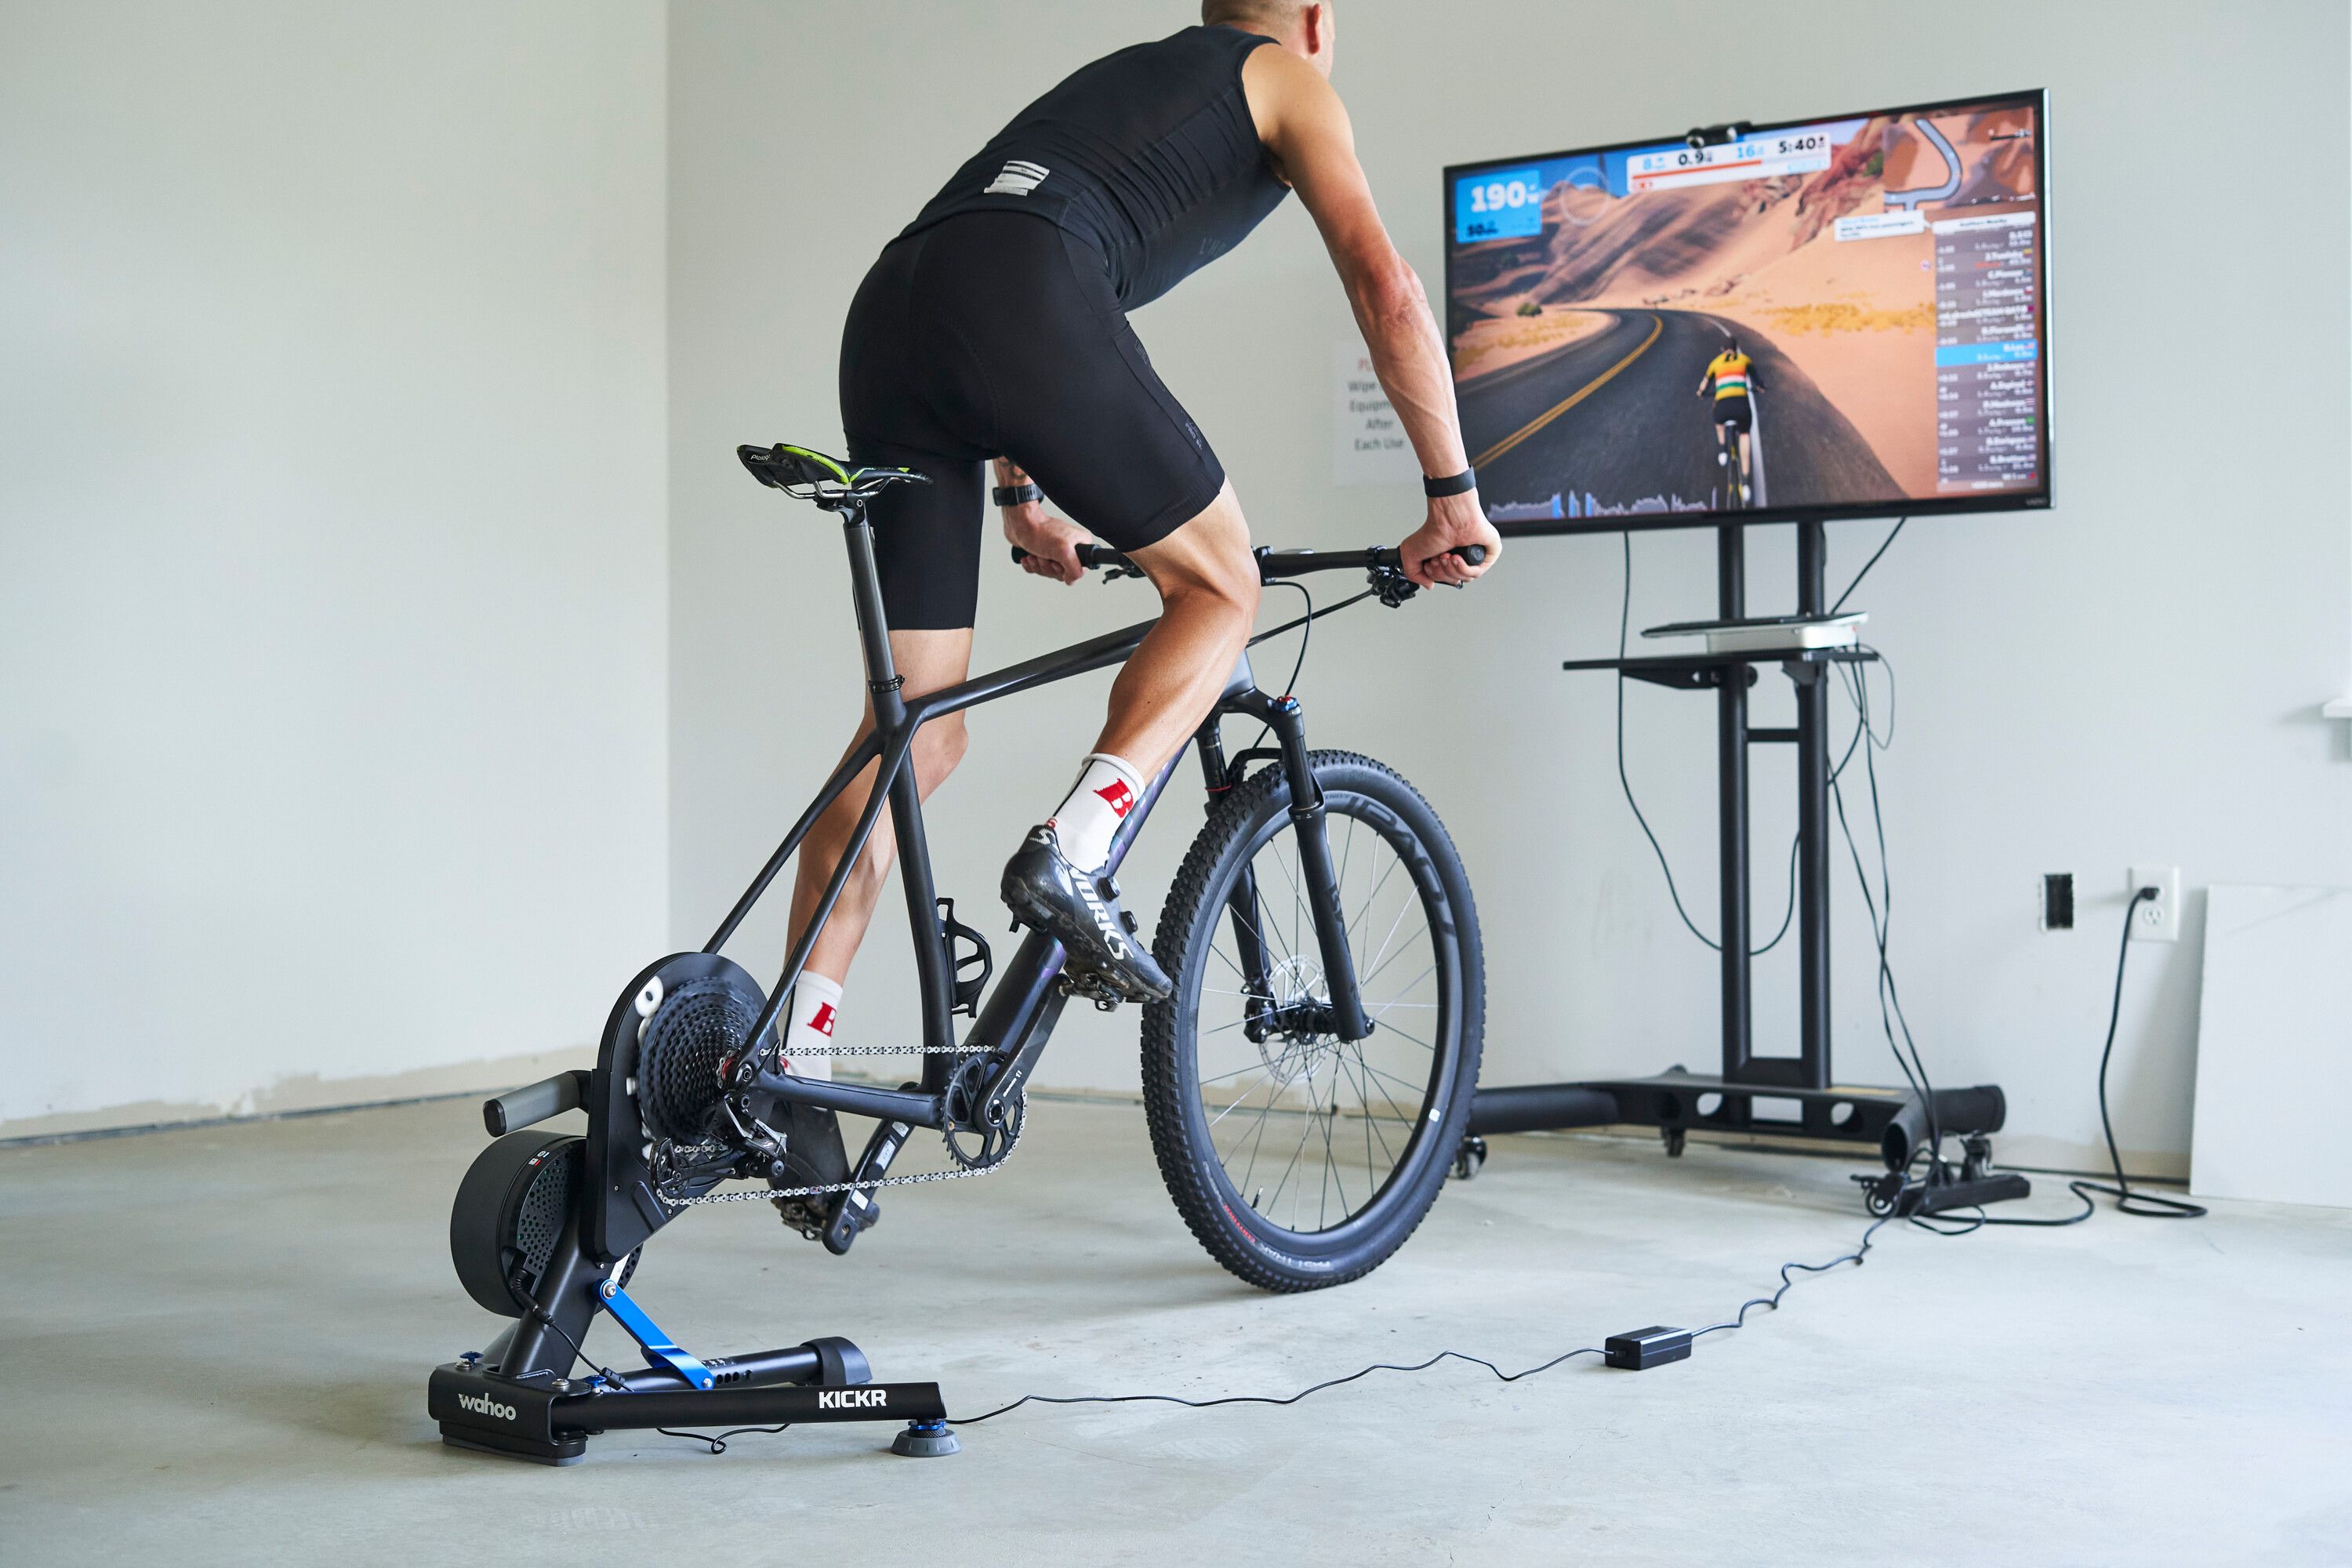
top-left (891, 1417), bottom-right (960, 1457)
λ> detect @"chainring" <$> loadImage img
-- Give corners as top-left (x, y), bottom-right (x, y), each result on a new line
top-left (942, 1056), bottom-right (1027, 1171)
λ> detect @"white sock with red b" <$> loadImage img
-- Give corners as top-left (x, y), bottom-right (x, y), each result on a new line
top-left (1048, 753), bottom-right (1144, 873)
top-left (784, 971), bottom-right (841, 1082)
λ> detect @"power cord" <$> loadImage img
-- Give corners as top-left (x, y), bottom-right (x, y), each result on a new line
top-left (2077, 888), bottom-right (2205, 1216)
top-left (1959, 887), bottom-right (2201, 1224)
top-left (1831, 516), bottom-right (1905, 615)
top-left (641, 883), bottom-right (2197, 1454)
top-left (1830, 703), bottom-right (2204, 1230)
top-left (651, 1207), bottom-right (1908, 1452)
top-left (1828, 651), bottom-right (1942, 1158)
top-left (1614, 532), bottom-right (1802, 955)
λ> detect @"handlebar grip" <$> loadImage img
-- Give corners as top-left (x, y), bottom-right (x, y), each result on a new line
top-left (1011, 543), bottom-right (1134, 572)
top-left (1457, 545), bottom-right (1487, 565)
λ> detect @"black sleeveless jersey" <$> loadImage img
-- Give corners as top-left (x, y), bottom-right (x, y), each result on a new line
top-left (898, 26), bottom-right (1290, 310)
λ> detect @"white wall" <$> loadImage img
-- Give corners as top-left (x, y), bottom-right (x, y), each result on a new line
top-left (669, 0), bottom-right (2351, 1178)
top-left (0, 2), bottom-right (670, 1135)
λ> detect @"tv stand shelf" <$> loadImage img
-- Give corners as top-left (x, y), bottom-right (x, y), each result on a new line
top-left (1465, 519), bottom-right (2009, 1171)
top-left (1561, 645), bottom-right (1877, 689)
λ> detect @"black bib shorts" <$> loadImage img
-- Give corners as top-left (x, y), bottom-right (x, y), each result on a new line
top-left (838, 212), bottom-right (1227, 630)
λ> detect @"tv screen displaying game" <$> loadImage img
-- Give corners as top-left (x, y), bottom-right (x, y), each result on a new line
top-left (1444, 91), bottom-right (2049, 528)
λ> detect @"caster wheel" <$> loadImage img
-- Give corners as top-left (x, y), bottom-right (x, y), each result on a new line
top-left (1451, 1134), bottom-right (1488, 1181)
top-left (1662, 1127), bottom-right (1687, 1159)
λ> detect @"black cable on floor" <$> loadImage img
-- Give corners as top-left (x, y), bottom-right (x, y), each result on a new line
top-left (1690, 1214), bottom-right (1893, 1338)
top-left (1975, 888), bottom-right (2203, 1224)
top-left (647, 1205), bottom-right (1922, 1456)
top-left (656, 1424), bottom-right (791, 1454)
top-left (1886, 881), bottom-right (2209, 1231)
top-left (950, 1342), bottom-right (1609, 1427)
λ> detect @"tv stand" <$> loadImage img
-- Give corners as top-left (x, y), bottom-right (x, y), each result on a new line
top-left (1464, 518), bottom-right (2015, 1181)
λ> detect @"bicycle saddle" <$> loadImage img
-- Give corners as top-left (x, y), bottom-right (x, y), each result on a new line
top-left (737, 442), bottom-right (931, 507)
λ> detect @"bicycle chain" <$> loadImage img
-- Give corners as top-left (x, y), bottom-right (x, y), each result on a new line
top-left (658, 1091), bottom-right (1024, 1210)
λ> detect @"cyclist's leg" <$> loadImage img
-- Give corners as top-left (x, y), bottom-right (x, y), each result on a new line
top-left (786, 234), bottom-right (993, 1048)
top-left (1095, 483), bottom-right (1259, 772)
top-left (916, 216), bottom-right (1243, 996)
top-left (786, 627), bottom-right (975, 989)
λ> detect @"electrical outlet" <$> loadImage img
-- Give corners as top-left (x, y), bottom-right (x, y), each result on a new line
top-left (2039, 872), bottom-right (2074, 931)
top-left (2128, 865), bottom-right (2180, 942)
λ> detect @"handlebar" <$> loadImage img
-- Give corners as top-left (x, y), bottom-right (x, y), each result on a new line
top-left (1010, 543), bottom-right (1487, 580)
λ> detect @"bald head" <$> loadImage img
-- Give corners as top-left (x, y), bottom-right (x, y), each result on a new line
top-left (1203, 0), bottom-right (1334, 69)
top-left (1203, 0), bottom-right (1304, 24)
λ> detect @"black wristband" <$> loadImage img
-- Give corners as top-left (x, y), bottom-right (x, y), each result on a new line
top-left (993, 482), bottom-right (1044, 509)
top-left (1422, 468), bottom-right (1477, 498)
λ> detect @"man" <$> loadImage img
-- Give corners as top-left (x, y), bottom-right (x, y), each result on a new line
top-left (780, 0), bottom-right (1499, 1102)
top-left (1698, 337), bottom-right (1759, 501)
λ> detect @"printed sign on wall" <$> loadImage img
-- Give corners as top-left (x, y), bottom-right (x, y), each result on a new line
top-left (1333, 339), bottom-right (1419, 487)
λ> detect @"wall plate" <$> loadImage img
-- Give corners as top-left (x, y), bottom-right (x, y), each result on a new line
top-left (2128, 865), bottom-right (2181, 943)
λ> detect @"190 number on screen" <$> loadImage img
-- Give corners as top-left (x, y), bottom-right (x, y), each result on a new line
top-left (1454, 169), bottom-right (1544, 243)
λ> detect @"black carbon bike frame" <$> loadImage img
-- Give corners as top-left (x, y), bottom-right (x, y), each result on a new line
top-left (707, 496), bottom-right (1428, 1145)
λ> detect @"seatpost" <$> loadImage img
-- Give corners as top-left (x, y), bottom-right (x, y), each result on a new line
top-left (840, 502), bottom-right (905, 723)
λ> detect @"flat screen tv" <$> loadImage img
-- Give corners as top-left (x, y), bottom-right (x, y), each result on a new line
top-left (1444, 90), bottom-right (2049, 531)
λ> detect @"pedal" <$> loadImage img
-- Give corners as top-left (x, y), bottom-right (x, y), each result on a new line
top-left (1056, 969), bottom-right (1125, 1012)
top-left (822, 1110), bottom-right (915, 1256)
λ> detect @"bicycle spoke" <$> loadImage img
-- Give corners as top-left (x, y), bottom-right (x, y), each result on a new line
top-left (1348, 1052), bottom-right (1430, 1102)
top-left (1336, 1047), bottom-right (1395, 1172)
top-left (1188, 796), bottom-right (1456, 1240)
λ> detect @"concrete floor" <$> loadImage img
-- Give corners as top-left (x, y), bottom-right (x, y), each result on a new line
top-left (4, 1096), bottom-right (2348, 1566)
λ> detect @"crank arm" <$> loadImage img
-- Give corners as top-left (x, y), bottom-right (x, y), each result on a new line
top-left (822, 1109), bottom-right (914, 1255)
top-left (960, 987), bottom-right (1069, 1131)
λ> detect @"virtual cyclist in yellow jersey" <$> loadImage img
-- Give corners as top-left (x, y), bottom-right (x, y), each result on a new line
top-left (1697, 339), bottom-right (1760, 503)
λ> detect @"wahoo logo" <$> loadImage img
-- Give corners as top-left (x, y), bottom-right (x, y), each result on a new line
top-left (1094, 779), bottom-right (1135, 818)
top-left (984, 159), bottom-right (1050, 196)
top-left (1076, 876), bottom-right (1130, 960)
top-left (456, 1392), bottom-right (517, 1421)
top-left (818, 1388), bottom-right (890, 1410)
top-left (809, 1003), bottom-right (837, 1037)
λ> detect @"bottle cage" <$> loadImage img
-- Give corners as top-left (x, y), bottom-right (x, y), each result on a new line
top-left (935, 897), bottom-right (993, 1018)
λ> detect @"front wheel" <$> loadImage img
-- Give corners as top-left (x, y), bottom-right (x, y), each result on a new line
top-left (1142, 751), bottom-right (1484, 1291)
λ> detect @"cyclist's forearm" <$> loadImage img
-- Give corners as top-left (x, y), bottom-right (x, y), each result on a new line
top-left (993, 457), bottom-right (1039, 530)
top-left (1350, 269), bottom-right (1469, 478)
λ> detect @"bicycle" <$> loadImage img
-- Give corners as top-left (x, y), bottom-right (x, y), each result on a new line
top-left (430, 442), bottom-right (1486, 1462)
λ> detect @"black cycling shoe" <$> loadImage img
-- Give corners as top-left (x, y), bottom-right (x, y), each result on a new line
top-left (767, 1097), bottom-right (851, 1241)
top-left (1000, 824), bottom-right (1173, 1004)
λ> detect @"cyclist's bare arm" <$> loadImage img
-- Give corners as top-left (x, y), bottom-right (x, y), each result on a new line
top-left (993, 456), bottom-right (1089, 584)
top-left (1245, 47), bottom-right (1497, 587)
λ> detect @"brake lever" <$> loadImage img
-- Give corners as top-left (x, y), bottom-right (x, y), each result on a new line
top-left (1371, 542), bottom-right (1486, 604)
top-left (1367, 563), bottom-right (1418, 608)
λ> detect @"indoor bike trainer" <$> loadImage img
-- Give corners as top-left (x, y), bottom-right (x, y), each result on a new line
top-left (1461, 517), bottom-right (2024, 1215)
top-left (431, 443), bottom-right (1489, 1462)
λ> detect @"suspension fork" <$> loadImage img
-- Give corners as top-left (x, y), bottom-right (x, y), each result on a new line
top-left (1210, 695), bottom-right (1372, 1043)
top-left (1194, 719), bottom-right (1275, 1038)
